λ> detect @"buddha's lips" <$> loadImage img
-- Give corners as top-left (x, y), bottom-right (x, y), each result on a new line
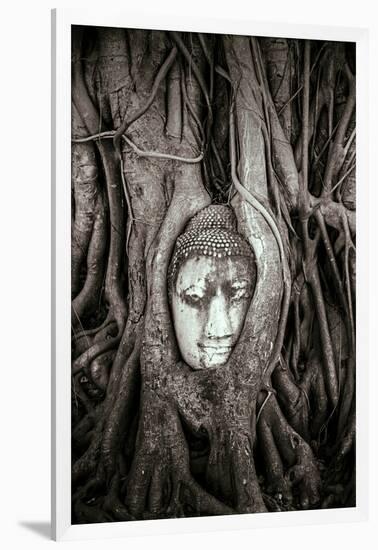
top-left (198, 344), bottom-right (233, 354)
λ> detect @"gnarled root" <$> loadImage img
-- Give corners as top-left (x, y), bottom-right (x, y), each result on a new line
top-left (272, 361), bottom-right (310, 441)
top-left (257, 393), bottom-right (321, 510)
top-left (126, 398), bottom-right (233, 519)
top-left (206, 425), bottom-right (266, 513)
top-left (321, 412), bottom-right (355, 507)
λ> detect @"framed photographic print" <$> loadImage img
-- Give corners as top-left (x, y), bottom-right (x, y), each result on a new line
top-left (52, 7), bottom-right (369, 541)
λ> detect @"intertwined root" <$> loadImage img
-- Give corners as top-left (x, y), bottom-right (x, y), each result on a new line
top-left (125, 403), bottom-right (233, 519)
top-left (257, 394), bottom-right (321, 510)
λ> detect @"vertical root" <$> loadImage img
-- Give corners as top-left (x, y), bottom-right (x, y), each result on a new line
top-left (72, 190), bottom-right (107, 326)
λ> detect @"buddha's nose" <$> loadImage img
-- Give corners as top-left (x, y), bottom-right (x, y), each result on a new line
top-left (205, 293), bottom-right (232, 340)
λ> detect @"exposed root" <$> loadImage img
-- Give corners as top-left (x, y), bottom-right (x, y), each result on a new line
top-left (71, 191), bottom-right (108, 326)
top-left (126, 401), bottom-right (233, 519)
top-left (257, 394), bottom-right (321, 509)
top-left (72, 335), bottom-right (121, 376)
top-left (272, 362), bottom-right (310, 440)
top-left (103, 473), bottom-right (134, 521)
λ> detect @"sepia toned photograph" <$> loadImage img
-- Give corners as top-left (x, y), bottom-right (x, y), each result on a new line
top-left (70, 25), bottom-right (356, 524)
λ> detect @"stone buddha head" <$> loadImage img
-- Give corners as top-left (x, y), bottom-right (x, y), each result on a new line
top-left (168, 205), bottom-right (256, 370)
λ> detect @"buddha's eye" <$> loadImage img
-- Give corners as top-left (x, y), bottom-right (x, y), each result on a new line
top-left (182, 287), bottom-right (205, 305)
top-left (230, 284), bottom-right (250, 302)
top-left (183, 294), bottom-right (202, 306)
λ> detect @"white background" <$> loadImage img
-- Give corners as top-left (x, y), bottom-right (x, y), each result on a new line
top-left (0, 0), bottom-right (376, 548)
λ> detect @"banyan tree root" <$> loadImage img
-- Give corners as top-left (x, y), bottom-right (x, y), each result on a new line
top-left (72, 28), bottom-right (127, 338)
top-left (321, 412), bottom-right (355, 508)
top-left (71, 139), bottom-right (99, 299)
top-left (168, 364), bottom-right (267, 513)
top-left (257, 393), bottom-right (321, 510)
top-left (71, 190), bottom-right (108, 327)
top-left (126, 397), bottom-right (234, 518)
top-left (271, 352), bottom-right (329, 445)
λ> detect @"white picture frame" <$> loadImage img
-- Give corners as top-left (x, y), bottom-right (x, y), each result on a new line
top-left (51, 7), bottom-right (369, 541)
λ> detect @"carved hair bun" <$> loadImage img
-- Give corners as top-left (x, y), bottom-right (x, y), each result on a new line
top-left (168, 205), bottom-right (254, 288)
top-left (185, 204), bottom-right (237, 233)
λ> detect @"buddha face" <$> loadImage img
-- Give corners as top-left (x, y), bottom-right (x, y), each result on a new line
top-left (171, 255), bottom-right (254, 370)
